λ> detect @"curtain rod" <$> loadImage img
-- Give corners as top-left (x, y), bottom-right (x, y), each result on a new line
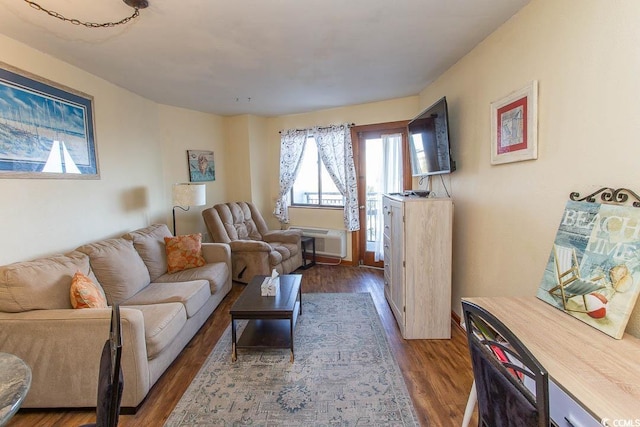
top-left (279, 123), bottom-right (355, 134)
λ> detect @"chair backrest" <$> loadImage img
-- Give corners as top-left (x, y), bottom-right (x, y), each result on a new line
top-left (462, 300), bottom-right (550, 427)
top-left (553, 244), bottom-right (580, 284)
top-left (203, 202), bottom-right (270, 243)
top-left (96, 304), bottom-right (123, 427)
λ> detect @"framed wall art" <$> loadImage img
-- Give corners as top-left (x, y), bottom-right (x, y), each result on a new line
top-left (187, 150), bottom-right (215, 182)
top-left (490, 80), bottom-right (538, 165)
top-left (0, 62), bottom-right (99, 179)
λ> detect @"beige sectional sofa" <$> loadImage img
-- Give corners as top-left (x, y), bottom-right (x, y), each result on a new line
top-left (0, 224), bottom-right (232, 409)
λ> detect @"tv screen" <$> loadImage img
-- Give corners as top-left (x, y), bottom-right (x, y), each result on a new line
top-left (407, 96), bottom-right (455, 177)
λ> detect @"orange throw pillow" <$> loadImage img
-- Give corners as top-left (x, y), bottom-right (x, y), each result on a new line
top-left (164, 233), bottom-right (206, 274)
top-left (70, 271), bottom-right (107, 309)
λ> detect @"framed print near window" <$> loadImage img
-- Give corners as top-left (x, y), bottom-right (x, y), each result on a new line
top-left (187, 150), bottom-right (215, 182)
top-left (490, 80), bottom-right (538, 165)
top-left (0, 62), bottom-right (99, 179)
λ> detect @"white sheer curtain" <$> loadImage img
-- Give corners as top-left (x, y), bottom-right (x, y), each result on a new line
top-left (374, 133), bottom-right (403, 261)
top-left (274, 129), bottom-right (308, 223)
top-left (314, 124), bottom-right (360, 231)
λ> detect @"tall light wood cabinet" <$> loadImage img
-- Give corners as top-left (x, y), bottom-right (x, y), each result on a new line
top-left (382, 194), bottom-right (453, 339)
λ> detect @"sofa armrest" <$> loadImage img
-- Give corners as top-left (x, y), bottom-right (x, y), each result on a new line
top-left (229, 239), bottom-right (272, 252)
top-left (0, 307), bottom-right (149, 408)
top-left (201, 242), bottom-right (231, 264)
top-left (201, 242), bottom-right (232, 291)
top-left (263, 229), bottom-right (302, 244)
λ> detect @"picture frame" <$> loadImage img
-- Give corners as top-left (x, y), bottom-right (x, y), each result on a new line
top-left (187, 150), bottom-right (215, 182)
top-left (490, 80), bottom-right (538, 165)
top-left (0, 62), bottom-right (99, 179)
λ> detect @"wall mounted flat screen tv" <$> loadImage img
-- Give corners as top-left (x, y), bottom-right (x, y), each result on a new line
top-left (408, 96), bottom-right (455, 177)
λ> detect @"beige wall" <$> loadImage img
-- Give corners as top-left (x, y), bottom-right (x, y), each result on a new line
top-left (223, 115), bottom-right (253, 202)
top-left (418, 0), bottom-right (640, 334)
top-left (157, 104), bottom-right (227, 239)
top-left (247, 115), bottom-right (270, 216)
top-left (0, 35), bottom-right (228, 263)
top-left (0, 35), bottom-right (164, 264)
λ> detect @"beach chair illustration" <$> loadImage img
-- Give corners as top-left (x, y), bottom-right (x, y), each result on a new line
top-left (548, 244), bottom-right (606, 312)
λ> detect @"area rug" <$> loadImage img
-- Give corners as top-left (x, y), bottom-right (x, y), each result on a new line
top-left (164, 292), bottom-right (420, 426)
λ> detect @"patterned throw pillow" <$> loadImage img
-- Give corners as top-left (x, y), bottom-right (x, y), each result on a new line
top-left (70, 271), bottom-right (108, 309)
top-left (164, 233), bottom-right (206, 274)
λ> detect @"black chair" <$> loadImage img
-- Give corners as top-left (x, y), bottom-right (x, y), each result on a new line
top-left (461, 300), bottom-right (551, 427)
top-left (81, 304), bottom-right (124, 427)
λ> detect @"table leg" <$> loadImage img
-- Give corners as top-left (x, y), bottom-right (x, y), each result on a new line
top-left (290, 316), bottom-right (294, 363)
top-left (231, 317), bottom-right (237, 362)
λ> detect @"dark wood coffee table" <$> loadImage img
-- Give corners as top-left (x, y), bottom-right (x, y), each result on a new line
top-left (230, 274), bottom-right (302, 362)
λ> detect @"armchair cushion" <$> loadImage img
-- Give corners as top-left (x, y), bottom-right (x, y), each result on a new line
top-left (214, 202), bottom-right (263, 241)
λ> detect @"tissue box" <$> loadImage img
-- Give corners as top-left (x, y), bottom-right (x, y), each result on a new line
top-left (261, 277), bottom-right (280, 296)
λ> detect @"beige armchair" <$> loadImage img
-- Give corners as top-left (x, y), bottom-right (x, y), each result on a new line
top-left (202, 202), bottom-right (303, 283)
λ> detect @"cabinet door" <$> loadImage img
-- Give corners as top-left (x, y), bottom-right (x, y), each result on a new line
top-left (388, 200), bottom-right (405, 332)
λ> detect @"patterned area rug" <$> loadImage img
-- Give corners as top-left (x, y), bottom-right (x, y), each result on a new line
top-left (165, 292), bottom-right (420, 426)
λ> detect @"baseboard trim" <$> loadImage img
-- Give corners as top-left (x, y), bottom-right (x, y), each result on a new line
top-left (451, 310), bottom-right (464, 331)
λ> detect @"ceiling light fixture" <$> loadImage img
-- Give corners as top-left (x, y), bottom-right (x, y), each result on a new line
top-left (23, 0), bottom-right (148, 28)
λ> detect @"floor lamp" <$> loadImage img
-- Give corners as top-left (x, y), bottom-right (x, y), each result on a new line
top-left (172, 183), bottom-right (206, 236)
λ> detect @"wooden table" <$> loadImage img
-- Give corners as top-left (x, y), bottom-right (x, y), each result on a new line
top-left (0, 352), bottom-right (32, 425)
top-left (230, 274), bottom-right (302, 362)
top-left (463, 297), bottom-right (640, 424)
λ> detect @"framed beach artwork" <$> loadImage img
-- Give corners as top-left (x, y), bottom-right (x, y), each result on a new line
top-left (187, 150), bottom-right (215, 182)
top-left (0, 62), bottom-right (99, 179)
top-left (536, 189), bottom-right (640, 339)
top-left (490, 81), bottom-right (538, 165)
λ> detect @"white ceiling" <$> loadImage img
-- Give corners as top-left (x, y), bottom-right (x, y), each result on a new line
top-left (0, 0), bottom-right (530, 117)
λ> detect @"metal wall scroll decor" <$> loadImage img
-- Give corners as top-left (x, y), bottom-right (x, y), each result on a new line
top-left (569, 187), bottom-right (640, 208)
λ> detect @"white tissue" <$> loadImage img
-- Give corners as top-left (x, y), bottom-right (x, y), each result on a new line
top-left (261, 269), bottom-right (280, 296)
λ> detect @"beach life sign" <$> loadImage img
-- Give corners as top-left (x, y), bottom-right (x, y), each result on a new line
top-left (537, 200), bottom-right (640, 339)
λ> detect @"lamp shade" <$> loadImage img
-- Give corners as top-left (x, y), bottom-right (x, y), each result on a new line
top-left (172, 183), bottom-right (206, 207)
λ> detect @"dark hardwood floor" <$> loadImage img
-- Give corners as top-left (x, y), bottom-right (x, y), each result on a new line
top-left (8, 265), bottom-right (476, 426)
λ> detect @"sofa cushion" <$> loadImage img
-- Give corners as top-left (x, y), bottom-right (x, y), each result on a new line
top-left (154, 262), bottom-right (230, 295)
top-left (123, 224), bottom-right (173, 282)
top-left (70, 271), bottom-right (108, 309)
top-left (123, 303), bottom-right (186, 360)
top-left (122, 280), bottom-right (210, 318)
top-left (164, 234), bottom-right (206, 273)
top-left (76, 238), bottom-right (151, 304)
top-left (0, 251), bottom-right (93, 312)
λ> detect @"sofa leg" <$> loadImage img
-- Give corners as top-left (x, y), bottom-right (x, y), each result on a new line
top-left (120, 405), bottom-right (140, 415)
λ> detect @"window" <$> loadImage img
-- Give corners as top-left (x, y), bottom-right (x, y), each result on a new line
top-left (291, 136), bottom-right (345, 207)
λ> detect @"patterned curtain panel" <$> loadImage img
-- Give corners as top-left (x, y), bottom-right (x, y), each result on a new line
top-left (274, 129), bottom-right (308, 223)
top-left (314, 124), bottom-right (360, 231)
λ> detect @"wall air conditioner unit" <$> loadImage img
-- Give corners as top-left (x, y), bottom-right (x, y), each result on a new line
top-left (289, 227), bottom-right (347, 258)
